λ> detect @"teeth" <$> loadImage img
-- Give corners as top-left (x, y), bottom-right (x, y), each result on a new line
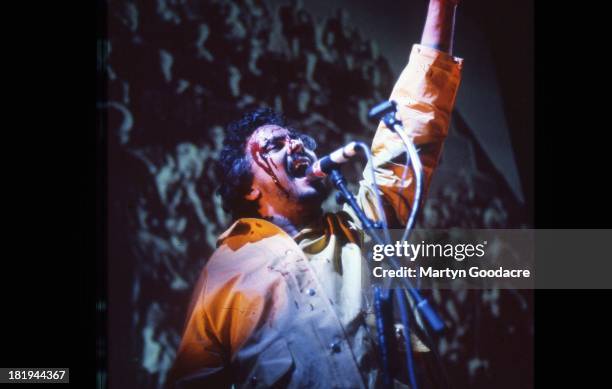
top-left (289, 157), bottom-right (310, 178)
top-left (292, 159), bottom-right (310, 168)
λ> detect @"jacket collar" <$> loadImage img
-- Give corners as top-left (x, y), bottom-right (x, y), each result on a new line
top-left (216, 218), bottom-right (291, 248)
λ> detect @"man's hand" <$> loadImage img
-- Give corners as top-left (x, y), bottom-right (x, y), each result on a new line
top-left (420, 0), bottom-right (459, 54)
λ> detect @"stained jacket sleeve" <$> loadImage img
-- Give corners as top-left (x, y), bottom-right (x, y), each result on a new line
top-left (165, 264), bottom-right (265, 388)
top-left (165, 268), bottom-right (230, 388)
top-left (352, 44), bottom-right (463, 227)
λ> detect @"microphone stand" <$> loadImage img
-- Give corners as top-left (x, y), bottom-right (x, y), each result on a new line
top-left (331, 169), bottom-right (395, 387)
top-left (330, 170), bottom-right (383, 231)
top-left (332, 167), bottom-right (437, 389)
top-left (329, 100), bottom-right (447, 388)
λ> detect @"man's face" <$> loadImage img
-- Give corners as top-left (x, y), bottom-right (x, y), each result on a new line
top-left (245, 124), bottom-right (326, 215)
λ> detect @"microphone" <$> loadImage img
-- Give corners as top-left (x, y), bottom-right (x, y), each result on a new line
top-left (306, 141), bottom-right (366, 179)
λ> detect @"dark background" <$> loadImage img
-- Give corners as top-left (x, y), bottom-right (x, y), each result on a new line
top-left (100, 0), bottom-right (533, 388)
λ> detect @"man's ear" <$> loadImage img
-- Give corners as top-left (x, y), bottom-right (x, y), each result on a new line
top-left (244, 187), bottom-right (261, 201)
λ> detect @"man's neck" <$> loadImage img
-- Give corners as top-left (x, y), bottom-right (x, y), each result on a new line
top-left (261, 207), bottom-right (322, 237)
top-left (266, 215), bottom-right (301, 237)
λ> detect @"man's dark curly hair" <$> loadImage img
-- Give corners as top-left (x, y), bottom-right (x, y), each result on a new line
top-left (217, 107), bottom-right (316, 220)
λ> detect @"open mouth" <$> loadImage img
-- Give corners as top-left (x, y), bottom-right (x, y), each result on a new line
top-left (287, 155), bottom-right (313, 178)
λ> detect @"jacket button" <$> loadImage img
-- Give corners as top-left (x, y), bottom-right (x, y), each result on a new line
top-left (330, 341), bottom-right (341, 353)
top-left (307, 288), bottom-right (316, 296)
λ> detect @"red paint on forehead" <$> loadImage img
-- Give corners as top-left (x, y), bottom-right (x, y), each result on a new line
top-left (248, 124), bottom-right (290, 145)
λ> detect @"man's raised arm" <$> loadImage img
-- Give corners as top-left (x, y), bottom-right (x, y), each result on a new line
top-left (354, 0), bottom-right (462, 227)
top-left (421, 0), bottom-right (459, 54)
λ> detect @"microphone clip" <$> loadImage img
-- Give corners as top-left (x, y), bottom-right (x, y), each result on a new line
top-left (368, 100), bottom-right (401, 130)
top-left (330, 169), bottom-right (384, 230)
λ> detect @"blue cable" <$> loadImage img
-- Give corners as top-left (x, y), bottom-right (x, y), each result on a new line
top-left (374, 286), bottom-right (393, 389)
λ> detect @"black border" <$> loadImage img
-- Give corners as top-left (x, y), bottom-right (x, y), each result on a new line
top-left (534, 3), bottom-right (612, 387)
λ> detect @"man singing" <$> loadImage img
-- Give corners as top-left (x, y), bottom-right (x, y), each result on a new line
top-left (167, 0), bottom-right (462, 387)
